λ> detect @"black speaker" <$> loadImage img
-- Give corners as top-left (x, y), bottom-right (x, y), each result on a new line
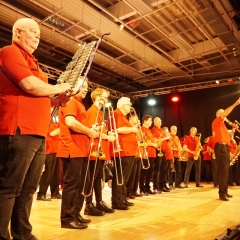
top-left (215, 224), bottom-right (240, 240)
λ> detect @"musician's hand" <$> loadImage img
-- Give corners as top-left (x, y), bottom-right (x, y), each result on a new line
top-left (108, 131), bottom-right (115, 136)
top-left (108, 135), bottom-right (116, 142)
top-left (151, 143), bottom-right (158, 148)
top-left (58, 83), bottom-right (71, 93)
top-left (165, 135), bottom-right (171, 140)
top-left (58, 93), bottom-right (71, 107)
top-left (87, 128), bottom-right (99, 138)
top-left (131, 126), bottom-right (139, 133)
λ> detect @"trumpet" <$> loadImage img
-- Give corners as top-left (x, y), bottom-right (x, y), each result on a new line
top-left (107, 105), bottom-right (124, 186)
top-left (82, 98), bottom-right (107, 197)
top-left (156, 138), bottom-right (163, 157)
top-left (129, 107), bottom-right (150, 170)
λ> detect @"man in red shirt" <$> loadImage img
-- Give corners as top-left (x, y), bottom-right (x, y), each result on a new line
top-left (139, 115), bottom-right (158, 195)
top-left (0, 18), bottom-right (70, 240)
top-left (83, 88), bottom-right (115, 216)
top-left (202, 137), bottom-right (212, 184)
top-left (151, 117), bottom-right (167, 193)
top-left (169, 125), bottom-right (184, 188)
top-left (108, 97), bottom-right (138, 210)
top-left (183, 127), bottom-right (203, 188)
top-left (57, 79), bottom-right (98, 228)
top-left (212, 98), bottom-right (240, 201)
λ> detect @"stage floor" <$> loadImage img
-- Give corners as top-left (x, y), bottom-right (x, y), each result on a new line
top-left (29, 183), bottom-right (240, 240)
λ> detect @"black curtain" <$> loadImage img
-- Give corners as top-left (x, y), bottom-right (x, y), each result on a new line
top-left (136, 84), bottom-right (240, 140)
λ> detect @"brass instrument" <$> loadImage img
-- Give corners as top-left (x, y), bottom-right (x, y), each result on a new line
top-left (82, 98), bottom-right (107, 197)
top-left (156, 138), bottom-right (163, 157)
top-left (107, 105), bottom-right (124, 186)
top-left (230, 136), bottom-right (240, 166)
top-left (51, 33), bottom-right (110, 121)
top-left (194, 133), bottom-right (202, 160)
top-left (129, 107), bottom-right (150, 170)
top-left (179, 150), bottom-right (188, 161)
top-left (179, 135), bottom-right (188, 161)
top-left (225, 118), bottom-right (239, 129)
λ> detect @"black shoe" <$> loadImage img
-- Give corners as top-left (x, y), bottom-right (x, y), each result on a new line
top-left (84, 203), bottom-right (105, 216)
top-left (61, 221), bottom-right (88, 229)
top-left (36, 195), bottom-right (51, 201)
top-left (219, 196), bottom-right (229, 201)
top-left (175, 185), bottom-right (184, 189)
top-left (184, 184), bottom-right (188, 188)
top-left (128, 193), bottom-right (136, 199)
top-left (140, 191), bottom-right (148, 196)
top-left (196, 184), bottom-right (203, 188)
top-left (51, 193), bottom-right (62, 199)
top-left (162, 187), bottom-right (170, 192)
top-left (229, 183), bottom-right (234, 186)
top-left (147, 189), bottom-right (156, 194)
top-left (213, 184), bottom-right (218, 188)
top-left (112, 203), bottom-right (129, 210)
top-left (122, 200), bottom-right (134, 206)
top-left (226, 193), bottom-right (233, 198)
top-left (96, 201), bottom-right (115, 213)
top-left (164, 186), bottom-right (171, 190)
top-left (76, 215), bottom-right (91, 224)
top-left (29, 235), bottom-right (38, 240)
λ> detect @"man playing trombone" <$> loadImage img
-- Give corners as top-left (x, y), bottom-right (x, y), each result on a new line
top-left (108, 97), bottom-right (138, 210)
top-left (57, 78), bottom-right (98, 229)
top-left (83, 88), bottom-right (115, 216)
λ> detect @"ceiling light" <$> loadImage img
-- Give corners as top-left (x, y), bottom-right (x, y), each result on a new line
top-left (215, 80), bottom-right (219, 84)
top-left (148, 99), bottom-right (156, 106)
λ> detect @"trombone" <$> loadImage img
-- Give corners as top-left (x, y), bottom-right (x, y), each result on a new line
top-left (107, 105), bottom-right (124, 186)
top-left (129, 107), bottom-right (150, 169)
top-left (81, 98), bottom-right (107, 197)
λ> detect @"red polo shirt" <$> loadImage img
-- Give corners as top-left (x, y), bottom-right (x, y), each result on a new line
top-left (171, 134), bottom-right (181, 158)
top-left (0, 41), bottom-right (50, 137)
top-left (46, 121), bottom-right (59, 154)
top-left (57, 96), bottom-right (90, 158)
top-left (202, 144), bottom-right (211, 160)
top-left (108, 108), bottom-right (137, 157)
top-left (141, 126), bottom-right (156, 158)
top-left (85, 104), bottom-right (110, 160)
top-left (212, 116), bottom-right (230, 145)
top-left (183, 135), bottom-right (199, 158)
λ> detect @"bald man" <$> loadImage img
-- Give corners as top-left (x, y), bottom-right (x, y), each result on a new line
top-left (0, 18), bottom-right (70, 240)
top-left (212, 98), bottom-right (240, 201)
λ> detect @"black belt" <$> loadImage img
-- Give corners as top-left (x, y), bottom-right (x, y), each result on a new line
top-left (216, 142), bottom-right (227, 146)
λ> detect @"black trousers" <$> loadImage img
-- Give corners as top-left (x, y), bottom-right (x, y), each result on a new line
top-left (139, 158), bottom-right (154, 192)
top-left (61, 157), bottom-right (88, 224)
top-left (38, 153), bottom-right (59, 196)
top-left (229, 160), bottom-right (240, 185)
top-left (86, 160), bottom-right (104, 203)
top-left (126, 157), bottom-right (140, 195)
top-left (112, 156), bottom-right (135, 204)
top-left (211, 158), bottom-right (219, 186)
top-left (169, 157), bottom-right (182, 186)
top-left (152, 156), bottom-right (163, 190)
top-left (184, 157), bottom-right (201, 185)
top-left (159, 156), bottom-right (170, 190)
top-left (204, 161), bottom-right (212, 183)
top-left (214, 143), bottom-right (230, 197)
top-left (0, 131), bottom-right (46, 240)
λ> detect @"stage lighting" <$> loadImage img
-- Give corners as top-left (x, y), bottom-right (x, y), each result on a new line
top-left (171, 95), bottom-right (179, 102)
top-left (148, 99), bottom-right (156, 106)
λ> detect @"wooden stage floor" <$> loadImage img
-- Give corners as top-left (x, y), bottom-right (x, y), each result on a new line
top-left (30, 183), bottom-right (240, 240)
